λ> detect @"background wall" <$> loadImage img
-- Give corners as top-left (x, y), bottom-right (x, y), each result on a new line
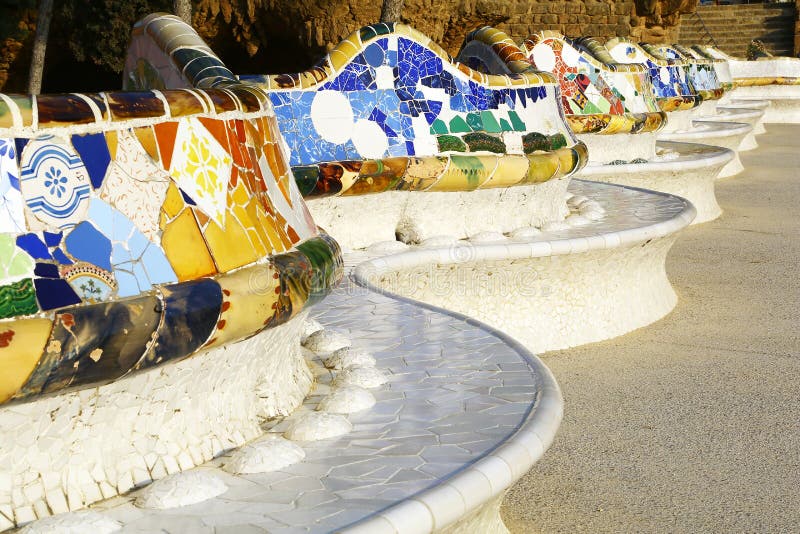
top-left (0, 0), bottom-right (698, 93)
top-left (678, 2), bottom-right (797, 58)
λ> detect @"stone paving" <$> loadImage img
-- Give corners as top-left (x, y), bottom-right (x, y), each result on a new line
top-left (502, 124), bottom-right (800, 533)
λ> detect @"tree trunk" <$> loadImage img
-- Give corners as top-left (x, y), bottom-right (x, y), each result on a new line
top-left (174, 0), bottom-right (192, 24)
top-left (380, 0), bottom-right (405, 23)
top-left (28, 0), bottom-right (53, 95)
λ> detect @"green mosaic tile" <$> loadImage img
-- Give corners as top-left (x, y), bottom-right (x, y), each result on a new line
top-left (549, 133), bottom-right (567, 150)
top-left (436, 135), bottom-right (467, 152)
top-left (466, 112), bottom-right (483, 131)
top-left (522, 132), bottom-right (549, 154)
top-left (448, 116), bottom-right (471, 133)
top-left (463, 132), bottom-right (505, 153)
top-left (479, 111), bottom-right (502, 133)
top-left (508, 110), bottom-right (526, 131)
top-left (0, 279), bottom-right (39, 319)
top-left (431, 119), bottom-right (449, 135)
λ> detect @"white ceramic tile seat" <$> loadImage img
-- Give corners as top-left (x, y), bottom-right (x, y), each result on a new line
top-left (67, 253), bottom-right (564, 533)
top-left (578, 140), bottom-right (731, 224)
top-left (657, 119), bottom-right (750, 177)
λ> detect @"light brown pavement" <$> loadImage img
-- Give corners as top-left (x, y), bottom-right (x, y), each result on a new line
top-left (501, 124), bottom-right (800, 533)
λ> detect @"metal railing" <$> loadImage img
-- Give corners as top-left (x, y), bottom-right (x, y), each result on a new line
top-left (690, 10), bottom-right (720, 48)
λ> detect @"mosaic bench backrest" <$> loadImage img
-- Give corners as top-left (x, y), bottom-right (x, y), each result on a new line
top-left (605, 38), bottom-right (700, 111)
top-left (0, 65), bottom-right (342, 405)
top-left (456, 27), bottom-right (665, 135)
top-left (693, 44), bottom-right (800, 86)
top-left (673, 44), bottom-right (733, 92)
top-left (125, 15), bottom-right (587, 198)
top-left (643, 43), bottom-right (724, 101)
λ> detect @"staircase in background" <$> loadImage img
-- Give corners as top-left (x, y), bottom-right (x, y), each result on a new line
top-left (678, 3), bottom-right (796, 57)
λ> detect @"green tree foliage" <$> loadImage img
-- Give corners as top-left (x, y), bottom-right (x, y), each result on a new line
top-left (53, 0), bottom-right (170, 72)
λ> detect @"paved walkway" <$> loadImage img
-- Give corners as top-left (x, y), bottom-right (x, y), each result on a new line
top-left (502, 124), bottom-right (800, 532)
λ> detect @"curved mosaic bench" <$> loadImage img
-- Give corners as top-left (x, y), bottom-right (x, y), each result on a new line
top-left (31, 179), bottom-right (691, 534)
top-left (0, 35), bottom-right (344, 532)
top-left (643, 43), bottom-right (725, 104)
top-left (457, 28), bottom-right (666, 166)
top-left (605, 38), bottom-right (750, 177)
top-left (125, 15), bottom-right (588, 249)
top-left (646, 44), bottom-right (763, 151)
top-left (71, 256), bottom-right (564, 533)
top-left (694, 44), bottom-right (800, 124)
top-left (458, 28), bottom-right (666, 137)
top-left (605, 37), bottom-right (700, 114)
top-left (455, 28), bottom-right (732, 223)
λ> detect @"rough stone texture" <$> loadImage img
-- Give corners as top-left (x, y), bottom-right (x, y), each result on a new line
top-left (191, 0), bottom-right (693, 73)
top-left (0, 316), bottom-right (311, 526)
top-left (333, 366), bottom-right (389, 389)
top-left (18, 511), bottom-right (121, 534)
top-left (501, 124), bottom-right (800, 533)
top-left (317, 385), bottom-right (377, 414)
top-left (283, 412), bottom-right (353, 441)
top-left (0, 0), bottom-right (700, 91)
top-left (323, 347), bottom-right (377, 370)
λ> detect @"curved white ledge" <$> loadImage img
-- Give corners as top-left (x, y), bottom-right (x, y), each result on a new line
top-left (704, 107), bottom-right (764, 150)
top-left (308, 178), bottom-right (571, 250)
top-left (731, 87), bottom-right (800, 123)
top-left (356, 180), bottom-right (695, 354)
top-left (658, 120), bottom-right (752, 177)
top-left (577, 141), bottom-right (732, 223)
top-left (70, 254), bottom-right (564, 533)
top-left (721, 97), bottom-right (770, 134)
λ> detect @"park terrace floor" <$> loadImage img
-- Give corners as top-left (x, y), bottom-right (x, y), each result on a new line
top-left (502, 123), bottom-right (800, 532)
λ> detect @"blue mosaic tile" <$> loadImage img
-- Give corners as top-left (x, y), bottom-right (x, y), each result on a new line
top-left (71, 133), bottom-right (110, 189)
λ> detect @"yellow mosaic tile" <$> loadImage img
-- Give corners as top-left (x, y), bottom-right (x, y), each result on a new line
top-left (0, 318), bottom-right (53, 403)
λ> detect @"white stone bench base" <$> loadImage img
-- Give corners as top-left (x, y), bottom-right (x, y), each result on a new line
top-left (358, 180), bottom-right (695, 354)
top-left (658, 120), bottom-right (751, 178)
top-left (52, 258), bottom-right (563, 534)
top-left (712, 107), bottom-right (765, 150)
top-left (577, 141), bottom-right (732, 224)
top-left (731, 86), bottom-right (800, 123)
top-left (307, 177), bottom-right (570, 250)
top-left (576, 131), bottom-right (656, 164)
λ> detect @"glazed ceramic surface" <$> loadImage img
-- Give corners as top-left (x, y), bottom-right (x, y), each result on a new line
top-left (606, 38), bottom-right (701, 111)
top-left (456, 28), bottom-right (665, 134)
top-left (0, 14), bottom-right (343, 405)
top-left (124, 17), bottom-right (589, 198)
top-left (644, 43), bottom-right (724, 101)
